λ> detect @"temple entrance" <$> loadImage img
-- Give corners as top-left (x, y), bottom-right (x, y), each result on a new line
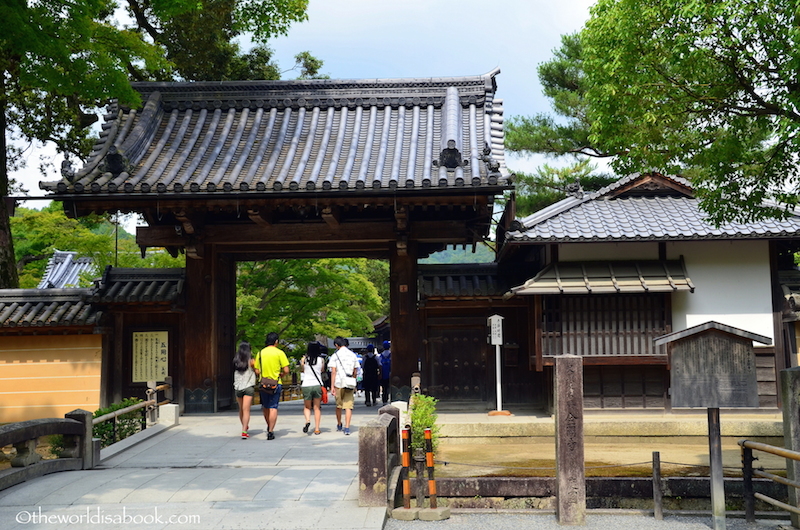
top-left (41, 72), bottom-right (512, 412)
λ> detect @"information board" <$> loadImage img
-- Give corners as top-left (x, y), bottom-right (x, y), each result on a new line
top-left (671, 337), bottom-right (759, 408)
top-left (132, 331), bottom-right (169, 383)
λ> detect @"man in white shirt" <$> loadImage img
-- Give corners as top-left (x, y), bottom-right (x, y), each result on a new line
top-left (329, 336), bottom-right (359, 435)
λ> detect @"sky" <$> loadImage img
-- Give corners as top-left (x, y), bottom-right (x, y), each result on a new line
top-left (10, 0), bottom-right (596, 228)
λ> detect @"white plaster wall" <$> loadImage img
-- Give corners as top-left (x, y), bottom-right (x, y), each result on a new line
top-left (559, 242), bottom-right (659, 261)
top-left (668, 240), bottom-right (774, 341)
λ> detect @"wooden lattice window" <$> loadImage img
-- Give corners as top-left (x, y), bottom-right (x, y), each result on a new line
top-left (541, 294), bottom-right (669, 356)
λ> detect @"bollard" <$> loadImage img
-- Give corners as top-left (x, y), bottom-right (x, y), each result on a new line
top-left (742, 445), bottom-right (756, 523)
top-left (401, 428), bottom-right (411, 509)
top-left (652, 451), bottom-right (663, 520)
top-left (425, 428), bottom-right (437, 509)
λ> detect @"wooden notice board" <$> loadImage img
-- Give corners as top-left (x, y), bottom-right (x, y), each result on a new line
top-left (132, 331), bottom-right (169, 383)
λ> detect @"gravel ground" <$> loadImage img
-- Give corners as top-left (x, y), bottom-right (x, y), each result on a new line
top-left (384, 513), bottom-right (793, 530)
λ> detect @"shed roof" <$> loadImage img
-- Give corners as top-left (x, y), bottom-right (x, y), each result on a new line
top-left (653, 321), bottom-right (772, 346)
top-left (418, 263), bottom-right (506, 300)
top-left (506, 173), bottom-right (800, 243)
top-left (88, 267), bottom-right (185, 305)
top-left (41, 70), bottom-right (510, 199)
top-left (508, 259), bottom-right (694, 296)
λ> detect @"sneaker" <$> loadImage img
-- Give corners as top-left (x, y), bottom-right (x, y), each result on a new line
top-left (336, 424), bottom-right (343, 432)
top-left (344, 427), bottom-right (350, 436)
top-left (267, 431), bottom-right (275, 440)
top-left (241, 432), bottom-right (249, 439)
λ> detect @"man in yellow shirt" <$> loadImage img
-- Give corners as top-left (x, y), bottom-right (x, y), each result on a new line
top-left (255, 332), bottom-right (289, 440)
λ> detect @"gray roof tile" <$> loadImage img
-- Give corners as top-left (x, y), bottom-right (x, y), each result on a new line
top-left (508, 174), bottom-right (800, 242)
top-left (42, 71), bottom-right (510, 197)
top-left (0, 289), bottom-right (97, 329)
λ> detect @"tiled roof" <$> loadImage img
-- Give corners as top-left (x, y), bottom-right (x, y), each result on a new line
top-left (0, 289), bottom-right (97, 329)
top-left (37, 250), bottom-right (95, 289)
top-left (508, 173), bottom-right (800, 242)
top-left (509, 260), bottom-right (694, 295)
top-left (42, 71), bottom-right (510, 197)
top-left (419, 264), bottom-right (506, 299)
top-left (88, 267), bottom-right (185, 304)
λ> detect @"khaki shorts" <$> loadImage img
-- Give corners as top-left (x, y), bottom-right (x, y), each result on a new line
top-left (335, 387), bottom-right (355, 409)
top-left (235, 386), bottom-right (255, 398)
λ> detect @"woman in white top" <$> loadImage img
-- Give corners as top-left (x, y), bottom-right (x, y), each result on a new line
top-left (300, 342), bottom-right (326, 435)
top-left (233, 342), bottom-right (256, 439)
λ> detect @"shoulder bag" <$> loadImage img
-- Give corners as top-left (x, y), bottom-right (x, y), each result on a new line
top-left (334, 353), bottom-right (357, 389)
top-left (308, 357), bottom-right (328, 404)
top-left (257, 352), bottom-right (279, 394)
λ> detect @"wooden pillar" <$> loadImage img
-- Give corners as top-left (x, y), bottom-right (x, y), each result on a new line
top-left (781, 366), bottom-right (800, 527)
top-left (183, 244), bottom-right (216, 413)
top-left (390, 240), bottom-right (421, 400)
top-left (555, 355), bottom-right (586, 525)
top-left (214, 253), bottom-right (236, 411)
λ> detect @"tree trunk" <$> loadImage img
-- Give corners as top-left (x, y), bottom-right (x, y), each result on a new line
top-left (0, 70), bottom-right (21, 288)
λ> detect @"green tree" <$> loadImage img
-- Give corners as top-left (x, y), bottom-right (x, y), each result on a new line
top-left (0, 0), bottom-right (177, 288)
top-left (506, 33), bottom-right (613, 160)
top-left (236, 258), bottom-right (385, 355)
top-left (12, 203), bottom-right (183, 288)
top-left (581, 0), bottom-right (800, 224)
top-left (125, 0), bottom-right (321, 81)
top-left (510, 160), bottom-right (616, 217)
top-left (504, 33), bottom-right (617, 214)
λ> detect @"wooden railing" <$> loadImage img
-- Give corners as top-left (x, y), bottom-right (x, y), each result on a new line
top-left (740, 439), bottom-right (800, 521)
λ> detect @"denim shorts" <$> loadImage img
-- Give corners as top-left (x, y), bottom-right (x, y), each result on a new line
top-left (260, 384), bottom-right (282, 409)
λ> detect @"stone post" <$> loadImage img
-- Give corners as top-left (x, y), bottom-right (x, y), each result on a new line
top-left (781, 367), bottom-right (800, 528)
top-left (358, 413), bottom-right (397, 507)
top-left (555, 355), bottom-right (585, 525)
top-left (65, 409), bottom-right (95, 470)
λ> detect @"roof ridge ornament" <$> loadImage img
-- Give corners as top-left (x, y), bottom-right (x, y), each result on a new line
top-left (432, 87), bottom-right (467, 171)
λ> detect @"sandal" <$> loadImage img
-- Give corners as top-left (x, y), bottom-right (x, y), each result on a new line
top-left (303, 422), bottom-right (310, 433)
top-left (314, 430), bottom-right (321, 435)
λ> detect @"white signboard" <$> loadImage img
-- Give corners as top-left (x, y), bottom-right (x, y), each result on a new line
top-left (132, 331), bottom-right (169, 383)
top-left (488, 314), bottom-right (504, 345)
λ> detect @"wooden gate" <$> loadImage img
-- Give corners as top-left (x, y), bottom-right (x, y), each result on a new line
top-left (425, 318), bottom-right (488, 401)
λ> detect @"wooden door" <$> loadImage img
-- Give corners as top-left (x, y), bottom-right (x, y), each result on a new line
top-left (426, 319), bottom-right (488, 401)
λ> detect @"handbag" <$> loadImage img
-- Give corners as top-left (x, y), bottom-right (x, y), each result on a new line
top-left (308, 357), bottom-right (328, 404)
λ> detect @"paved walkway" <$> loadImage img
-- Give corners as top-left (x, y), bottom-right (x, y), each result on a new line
top-left (0, 401), bottom-right (791, 530)
top-left (0, 399), bottom-right (385, 530)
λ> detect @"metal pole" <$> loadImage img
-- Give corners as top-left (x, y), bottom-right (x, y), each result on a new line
top-left (708, 407), bottom-right (726, 530)
top-left (495, 343), bottom-right (502, 411)
top-left (652, 451), bottom-right (663, 520)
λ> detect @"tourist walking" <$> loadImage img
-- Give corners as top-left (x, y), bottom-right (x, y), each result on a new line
top-left (301, 341), bottom-right (326, 435)
top-left (329, 336), bottom-right (359, 435)
top-left (379, 341), bottom-right (391, 404)
top-left (362, 344), bottom-right (381, 406)
top-left (233, 341), bottom-right (256, 439)
top-left (254, 332), bottom-right (290, 440)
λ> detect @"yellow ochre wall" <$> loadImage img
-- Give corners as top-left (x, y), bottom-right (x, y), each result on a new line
top-left (0, 334), bottom-right (102, 423)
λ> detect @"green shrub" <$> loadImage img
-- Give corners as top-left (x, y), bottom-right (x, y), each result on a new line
top-left (47, 434), bottom-right (66, 458)
top-left (410, 393), bottom-right (439, 454)
top-left (92, 398), bottom-right (144, 448)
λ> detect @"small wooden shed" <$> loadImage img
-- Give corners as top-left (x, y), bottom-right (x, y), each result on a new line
top-left (654, 321), bottom-right (772, 408)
